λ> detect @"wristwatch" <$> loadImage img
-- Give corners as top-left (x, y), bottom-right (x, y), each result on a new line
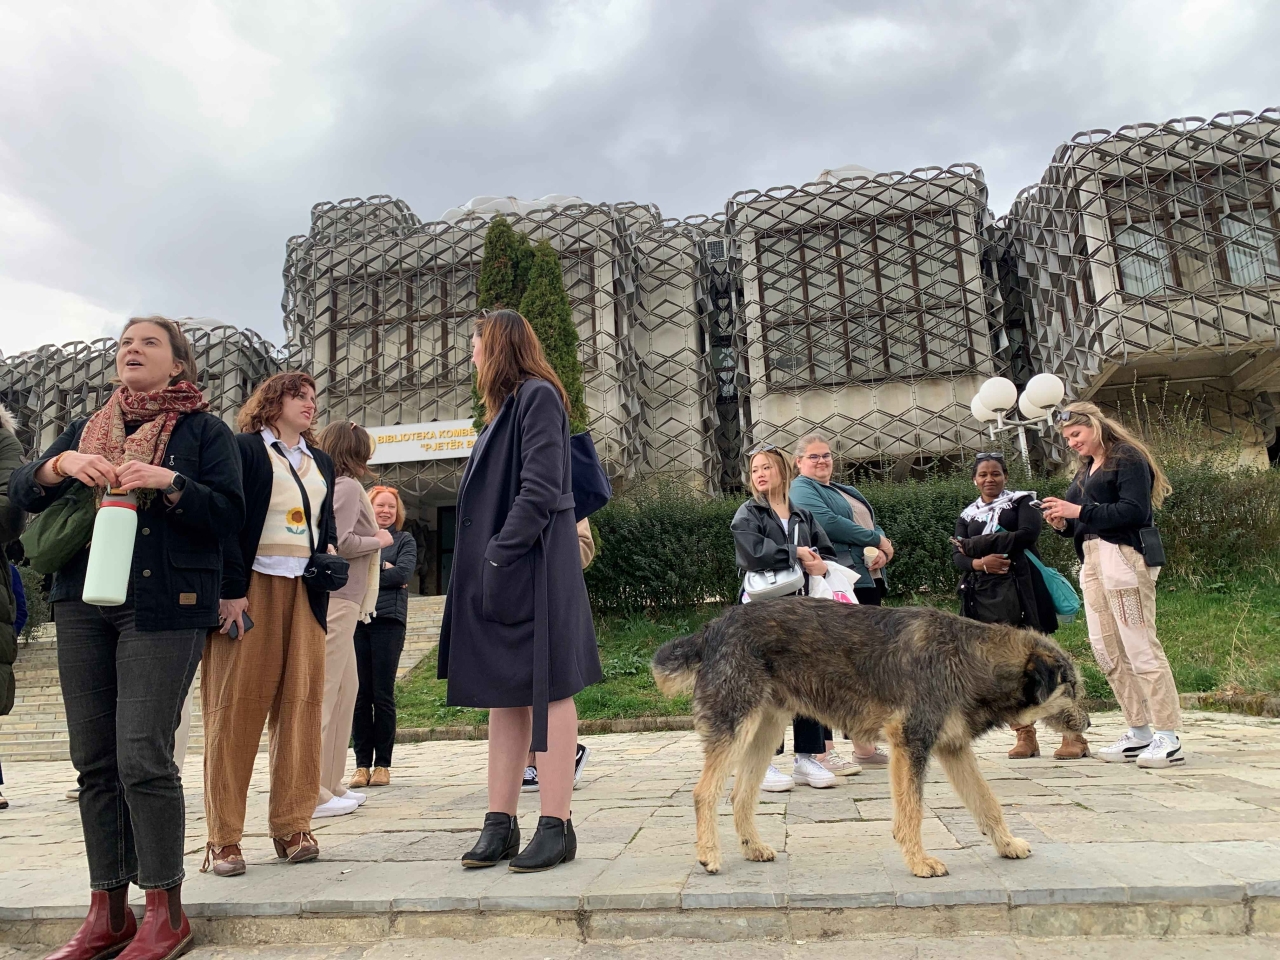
top-left (163, 473), bottom-right (187, 496)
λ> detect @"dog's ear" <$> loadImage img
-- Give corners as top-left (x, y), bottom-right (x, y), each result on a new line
top-left (1023, 652), bottom-right (1060, 705)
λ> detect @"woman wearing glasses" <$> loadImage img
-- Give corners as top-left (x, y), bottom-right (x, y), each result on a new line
top-left (731, 443), bottom-right (840, 792)
top-left (951, 452), bottom-right (1084, 760)
top-left (788, 433), bottom-right (891, 771)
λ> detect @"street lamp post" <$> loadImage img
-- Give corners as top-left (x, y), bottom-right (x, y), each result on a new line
top-left (969, 373), bottom-right (1067, 469)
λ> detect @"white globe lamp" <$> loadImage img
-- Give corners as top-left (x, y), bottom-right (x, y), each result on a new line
top-left (1023, 372), bottom-right (1065, 411)
top-left (978, 377), bottom-right (1018, 413)
top-left (970, 393), bottom-right (998, 424)
top-left (1019, 391), bottom-right (1047, 420)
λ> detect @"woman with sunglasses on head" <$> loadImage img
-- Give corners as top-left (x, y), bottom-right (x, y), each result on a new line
top-left (788, 433), bottom-right (890, 772)
top-left (312, 422), bottom-right (392, 816)
top-left (951, 453), bottom-right (1084, 760)
top-left (201, 372), bottom-right (337, 878)
top-left (12, 316), bottom-right (243, 960)
top-left (444, 310), bottom-right (602, 873)
top-left (732, 443), bottom-right (840, 793)
top-left (349, 485), bottom-right (417, 790)
top-left (1041, 403), bottom-right (1182, 768)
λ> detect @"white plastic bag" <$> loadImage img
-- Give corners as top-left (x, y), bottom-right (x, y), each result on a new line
top-left (809, 561), bottom-right (860, 604)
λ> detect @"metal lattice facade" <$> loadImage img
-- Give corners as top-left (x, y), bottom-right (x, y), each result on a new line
top-left (1000, 107), bottom-right (1280, 463)
top-left (0, 322), bottom-right (288, 455)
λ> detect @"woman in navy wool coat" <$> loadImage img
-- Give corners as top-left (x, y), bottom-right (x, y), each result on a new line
top-left (440, 309), bottom-right (601, 873)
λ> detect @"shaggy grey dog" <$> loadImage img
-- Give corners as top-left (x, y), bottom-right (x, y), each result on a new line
top-left (652, 598), bottom-right (1090, 877)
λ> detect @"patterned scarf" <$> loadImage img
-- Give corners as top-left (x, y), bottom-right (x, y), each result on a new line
top-left (77, 381), bottom-right (208, 473)
top-left (960, 490), bottom-right (1037, 535)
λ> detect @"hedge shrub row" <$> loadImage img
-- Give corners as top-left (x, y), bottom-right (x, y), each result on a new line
top-left (584, 465), bottom-right (1280, 613)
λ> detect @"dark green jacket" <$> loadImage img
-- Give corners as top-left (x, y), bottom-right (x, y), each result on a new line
top-left (788, 475), bottom-right (885, 589)
top-left (0, 405), bottom-right (25, 716)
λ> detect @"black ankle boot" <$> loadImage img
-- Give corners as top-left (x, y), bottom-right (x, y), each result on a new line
top-left (461, 812), bottom-right (520, 868)
top-left (509, 816), bottom-right (576, 873)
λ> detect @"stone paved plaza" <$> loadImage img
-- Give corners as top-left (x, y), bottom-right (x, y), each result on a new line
top-left (3, 711), bottom-right (1280, 946)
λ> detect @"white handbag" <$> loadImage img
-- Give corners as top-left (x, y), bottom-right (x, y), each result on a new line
top-left (742, 522), bottom-right (806, 601)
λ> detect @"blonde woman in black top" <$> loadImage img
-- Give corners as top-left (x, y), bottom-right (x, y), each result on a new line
top-left (1041, 402), bottom-right (1181, 768)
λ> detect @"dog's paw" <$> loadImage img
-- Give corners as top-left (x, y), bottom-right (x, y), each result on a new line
top-left (996, 836), bottom-right (1032, 860)
top-left (699, 857), bottom-right (722, 875)
top-left (741, 841), bottom-right (776, 862)
top-left (908, 855), bottom-right (950, 878)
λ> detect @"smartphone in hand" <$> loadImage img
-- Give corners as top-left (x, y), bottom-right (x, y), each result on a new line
top-left (227, 612), bottom-right (255, 641)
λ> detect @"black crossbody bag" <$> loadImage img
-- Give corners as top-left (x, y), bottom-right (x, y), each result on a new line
top-left (273, 443), bottom-right (350, 592)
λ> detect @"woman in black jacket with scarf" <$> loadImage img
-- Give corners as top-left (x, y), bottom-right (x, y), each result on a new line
top-left (349, 485), bottom-right (418, 789)
top-left (950, 453), bottom-right (1082, 761)
top-left (12, 317), bottom-right (243, 960)
top-left (731, 444), bottom-right (840, 793)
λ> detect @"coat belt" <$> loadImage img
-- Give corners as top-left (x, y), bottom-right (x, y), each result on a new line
top-left (530, 491), bottom-right (576, 753)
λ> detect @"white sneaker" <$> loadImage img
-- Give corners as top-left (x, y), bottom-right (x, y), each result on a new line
top-left (1097, 731), bottom-right (1153, 763)
top-left (792, 756), bottom-right (837, 789)
top-left (521, 766), bottom-right (540, 793)
top-left (760, 764), bottom-right (794, 792)
top-left (342, 790), bottom-right (367, 806)
top-left (574, 743), bottom-right (591, 788)
top-left (1136, 733), bottom-right (1185, 768)
top-left (313, 796), bottom-right (359, 818)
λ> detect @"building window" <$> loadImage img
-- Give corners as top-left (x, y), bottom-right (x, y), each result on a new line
top-left (1107, 167), bottom-right (1280, 297)
top-left (755, 213), bottom-right (974, 387)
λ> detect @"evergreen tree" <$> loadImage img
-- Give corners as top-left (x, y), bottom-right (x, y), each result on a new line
top-left (473, 215), bottom-right (533, 429)
top-left (520, 240), bottom-right (588, 434)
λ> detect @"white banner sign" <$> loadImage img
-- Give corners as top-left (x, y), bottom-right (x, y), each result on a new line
top-left (367, 419), bottom-right (478, 464)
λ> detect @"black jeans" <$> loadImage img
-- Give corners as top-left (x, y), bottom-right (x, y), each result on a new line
top-left (352, 617), bottom-right (406, 769)
top-left (54, 598), bottom-right (202, 890)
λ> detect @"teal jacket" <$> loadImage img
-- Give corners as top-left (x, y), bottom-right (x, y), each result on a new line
top-left (789, 475), bottom-right (885, 589)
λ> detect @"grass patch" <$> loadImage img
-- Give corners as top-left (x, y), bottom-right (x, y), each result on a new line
top-left (395, 572), bottom-right (1280, 727)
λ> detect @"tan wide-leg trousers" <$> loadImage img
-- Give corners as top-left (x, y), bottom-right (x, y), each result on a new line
top-left (318, 597), bottom-right (361, 805)
top-left (201, 573), bottom-right (325, 844)
top-left (1080, 538), bottom-right (1181, 731)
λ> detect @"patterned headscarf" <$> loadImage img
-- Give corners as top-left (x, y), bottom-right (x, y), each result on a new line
top-left (77, 381), bottom-right (208, 477)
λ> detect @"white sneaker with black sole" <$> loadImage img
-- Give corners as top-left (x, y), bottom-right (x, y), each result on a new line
top-left (1097, 731), bottom-right (1152, 763)
top-left (792, 755), bottom-right (837, 789)
top-left (1135, 733), bottom-right (1185, 768)
top-left (521, 766), bottom-right (539, 793)
top-left (574, 743), bottom-right (590, 789)
top-left (760, 764), bottom-right (794, 792)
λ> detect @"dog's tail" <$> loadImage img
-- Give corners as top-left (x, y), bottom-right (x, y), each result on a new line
top-left (651, 623), bottom-right (712, 697)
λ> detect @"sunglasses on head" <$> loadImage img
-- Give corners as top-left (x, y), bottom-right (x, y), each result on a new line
top-left (975, 451), bottom-right (1006, 462)
top-left (1053, 409), bottom-right (1075, 424)
top-left (746, 443), bottom-right (780, 457)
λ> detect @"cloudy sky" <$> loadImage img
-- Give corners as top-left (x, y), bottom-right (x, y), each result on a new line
top-left (1, 0), bottom-right (1276, 352)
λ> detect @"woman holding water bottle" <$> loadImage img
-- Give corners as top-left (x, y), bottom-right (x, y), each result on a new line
top-left (12, 316), bottom-right (243, 960)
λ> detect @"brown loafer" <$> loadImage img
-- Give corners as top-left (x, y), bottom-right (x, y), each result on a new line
top-left (200, 842), bottom-right (246, 877)
top-left (349, 768), bottom-right (371, 788)
top-left (369, 766), bottom-right (391, 787)
top-left (1008, 724), bottom-right (1041, 759)
top-left (273, 831), bottom-right (319, 863)
top-left (1054, 734), bottom-right (1091, 760)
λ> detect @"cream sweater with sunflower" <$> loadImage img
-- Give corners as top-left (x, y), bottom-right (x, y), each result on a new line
top-left (257, 448), bottom-right (327, 560)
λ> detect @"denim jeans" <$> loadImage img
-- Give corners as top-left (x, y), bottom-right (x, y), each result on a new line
top-left (352, 617), bottom-right (406, 769)
top-left (54, 598), bottom-right (203, 890)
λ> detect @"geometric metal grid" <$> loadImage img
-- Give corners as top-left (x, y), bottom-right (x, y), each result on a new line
top-left (725, 163), bottom-right (1002, 478)
top-left (0, 322), bottom-right (287, 456)
top-left (282, 196), bottom-right (661, 505)
top-left (1000, 107), bottom-right (1280, 461)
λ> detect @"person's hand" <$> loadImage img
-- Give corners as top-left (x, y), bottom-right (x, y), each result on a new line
top-left (1040, 497), bottom-right (1079, 529)
top-left (116, 462), bottom-right (176, 493)
top-left (327, 544), bottom-right (337, 555)
top-left (54, 452), bottom-right (119, 488)
top-left (868, 549), bottom-right (888, 572)
top-left (796, 546), bottom-right (828, 576)
top-left (878, 536), bottom-right (894, 562)
top-left (383, 561), bottom-right (393, 569)
top-left (975, 555), bottom-right (1011, 574)
top-left (218, 597), bottom-right (249, 637)
top-left (375, 528), bottom-right (394, 548)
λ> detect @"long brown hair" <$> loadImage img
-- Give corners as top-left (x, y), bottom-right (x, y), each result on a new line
top-left (1058, 400), bottom-right (1173, 509)
top-left (118, 316), bottom-right (200, 387)
top-left (237, 371), bottom-right (319, 444)
top-left (316, 421), bottom-right (375, 480)
top-left (474, 309), bottom-right (570, 422)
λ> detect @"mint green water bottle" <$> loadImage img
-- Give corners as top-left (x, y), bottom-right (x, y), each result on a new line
top-left (82, 489), bottom-right (138, 606)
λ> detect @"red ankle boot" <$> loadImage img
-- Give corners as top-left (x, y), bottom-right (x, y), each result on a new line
top-left (44, 888), bottom-right (136, 960)
top-left (116, 886), bottom-right (191, 960)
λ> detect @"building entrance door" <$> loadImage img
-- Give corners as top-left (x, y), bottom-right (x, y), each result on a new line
top-left (437, 505), bottom-right (456, 595)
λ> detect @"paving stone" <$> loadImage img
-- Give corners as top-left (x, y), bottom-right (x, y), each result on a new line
top-left (479, 858), bottom-right (612, 911)
top-left (581, 854), bottom-right (693, 909)
top-left (785, 851), bottom-right (895, 908)
top-left (881, 847), bottom-right (1008, 907)
top-left (984, 843), bottom-right (1127, 904)
top-left (681, 853), bottom-right (788, 908)
top-left (1097, 841), bottom-right (1245, 902)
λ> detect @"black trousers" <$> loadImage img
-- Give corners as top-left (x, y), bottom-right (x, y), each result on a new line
top-left (54, 598), bottom-right (202, 890)
top-left (352, 616), bottom-right (406, 769)
top-left (778, 580), bottom-right (884, 755)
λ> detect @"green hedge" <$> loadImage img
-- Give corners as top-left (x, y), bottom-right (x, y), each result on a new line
top-left (585, 466), bottom-right (1280, 613)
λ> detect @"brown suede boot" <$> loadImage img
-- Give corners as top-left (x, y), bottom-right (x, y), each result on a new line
top-left (1054, 734), bottom-right (1091, 760)
top-left (1008, 724), bottom-right (1040, 759)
